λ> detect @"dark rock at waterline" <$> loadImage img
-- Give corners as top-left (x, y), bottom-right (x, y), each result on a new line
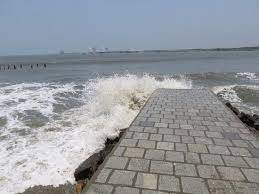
top-left (74, 129), bottom-right (126, 181)
top-left (225, 102), bottom-right (259, 131)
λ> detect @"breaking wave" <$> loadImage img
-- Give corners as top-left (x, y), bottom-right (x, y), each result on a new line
top-left (0, 74), bottom-right (192, 194)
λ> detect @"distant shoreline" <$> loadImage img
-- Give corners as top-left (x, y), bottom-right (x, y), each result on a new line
top-left (1, 46), bottom-right (259, 58)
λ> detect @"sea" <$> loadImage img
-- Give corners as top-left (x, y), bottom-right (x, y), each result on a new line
top-left (0, 50), bottom-right (259, 194)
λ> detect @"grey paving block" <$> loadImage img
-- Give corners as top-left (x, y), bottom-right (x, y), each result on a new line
top-left (144, 127), bottom-right (157, 133)
top-left (125, 132), bottom-right (133, 138)
top-left (180, 124), bottom-right (194, 130)
top-left (197, 165), bottom-right (219, 179)
top-left (133, 132), bottom-right (149, 140)
top-left (213, 138), bottom-right (233, 146)
top-left (140, 121), bottom-right (155, 127)
top-left (129, 126), bottom-right (144, 132)
top-left (195, 137), bottom-right (214, 145)
top-left (232, 140), bottom-right (249, 148)
top-left (158, 128), bottom-right (174, 135)
top-left (222, 132), bottom-right (241, 140)
top-left (207, 180), bottom-right (234, 194)
top-left (120, 139), bottom-right (138, 147)
top-left (158, 175), bottom-right (180, 192)
top-left (114, 186), bottom-right (139, 194)
top-left (175, 143), bottom-right (188, 152)
top-left (145, 149), bottom-right (165, 160)
top-left (108, 170), bottom-right (136, 186)
top-left (206, 131), bottom-right (223, 138)
top-left (174, 129), bottom-right (188, 136)
top-left (149, 134), bottom-right (162, 141)
top-left (168, 123), bottom-right (180, 129)
top-left (229, 147), bottom-right (252, 157)
top-left (181, 177), bottom-right (209, 194)
top-left (150, 160), bottom-right (174, 174)
top-left (113, 146), bottom-right (125, 156)
top-left (201, 154), bottom-right (224, 165)
top-left (163, 134), bottom-right (180, 142)
top-left (166, 151), bottom-right (184, 162)
top-left (135, 173), bottom-right (158, 189)
top-left (105, 156), bottom-right (128, 169)
top-left (175, 163), bottom-right (197, 176)
top-left (217, 166), bottom-right (246, 181)
top-left (182, 136), bottom-right (195, 143)
top-left (95, 168), bottom-right (113, 183)
top-left (222, 155), bottom-right (248, 168)
top-left (185, 152), bottom-right (201, 164)
top-left (142, 190), bottom-right (169, 194)
top-left (127, 158), bottom-right (150, 172)
top-left (188, 143), bottom-right (208, 153)
top-left (207, 145), bottom-right (230, 155)
top-left (241, 168), bottom-right (259, 183)
top-left (157, 142), bottom-right (174, 151)
top-left (124, 147), bottom-right (145, 158)
top-left (137, 140), bottom-right (156, 149)
top-left (232, 181), bottom-right (259, 194)
top-left (244, 157), bottom-right (259, 168)
top-left (154, 122), bottom-right (168, 128)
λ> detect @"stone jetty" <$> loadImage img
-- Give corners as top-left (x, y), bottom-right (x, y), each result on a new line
top-left (83, 89), bottom-right (259, 194)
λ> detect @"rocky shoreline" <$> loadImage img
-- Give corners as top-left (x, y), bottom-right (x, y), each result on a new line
top-left (225, 102), bottom-right (259, 131)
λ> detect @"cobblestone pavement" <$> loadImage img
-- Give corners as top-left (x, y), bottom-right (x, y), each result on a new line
top-left (85, 89), bottom-right (259, 194)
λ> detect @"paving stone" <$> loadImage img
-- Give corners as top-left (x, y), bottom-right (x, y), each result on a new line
top-left (194, 125), bottom-right (208, 131)
top-left (180, 124), bottom-right (194, 130)
top-left (197, 165), bottom-right (219, 179)
top-left (244, 157), bottom-right (259, 168)
top-left (147, 117), bottom-right (160, 122)
top-left (201, 154), bottom-right (224, 165)
top-left (145, 149), bottom-right (165, 160)
top-left (142, 190), bottom-right (169, 194)
top-left (232, 181), bottom-right (259, 194)
top-left (181, 136), bottom-right (195, 143)
top-left (108, 170), bottom-right (136, 186)
top-left (140, 121), bottom-right (155, 127)
top-left (232, 139), bottom-right (249, 148)
top-left (161, 118), bottom-right (175, 124)
top-left (95, 168), bottom-right (112, 183)
top-left (158, 128), bottom-right (174, 135)
top-left (247, 147), bottom-right (259, 157)
top-left (150, 161), bottom-right (174, 174)
top-left (189, 130), bottom-right (205, 137)
top-left (168, 123), bottom-right (180, 129)
top-left (115, 186), bottom-right (139, 194)
top-left (165, 151), bottom-right (184, 162)
top-left (127, 158), bottom-right (150, 172)
top-left (175, 163), bottom-right (197, 176)
top-left (86, 184), bottom-right (113, 194)
top-left (217, 166), bottom-right (246, 181)
top-left (222, 155), bottom-right (248, 168)
top-left (208, 145), bottom-right (230, 155)
top-left (251, 140), bottom-right (259, 148)
top-left (144, 127), bottom-right (157, 133)
top-left (206, 131), bottom-right (223, 138)
top-left (125, 132), bottom-right (133, 138)
top-left (188, 143), bottom-right (208, 153)
top-left (129, 126), bottom-right (144, 132)
top-left (229, 147), bottom-right (252, 157)
top-left (149, 134), bottom-right (162, 141)
top-left (222, 132), bottom-right (241, 140)
top-left (137, 140), bottom-right (156, 149)
top-left (207, 180), bottom-right (234, 194)
top-left (175, 143), bottom-right (188, 152)
top-left (105, 156), bottom-right (128, 169)
top-left (120, 139), bottom-right (138, 147)
top-left (215, 121), bottom-right (229, 127)
top-left (163, 134), bottom-right (181, 142)
top-left (157, 142), bottom-right (174, 151)
top-left (133, 132), bottom-right (149, 140)
top-left (229, 122), bottom-right (244, 128)
top-left (174, 129), bottom-right (188, 136)
top-left (181, 177), bottom-right (209, 194)
top-left (241, 168), bottom-right (259, 183)
top-left (135, 173), bottom-right (157, 189)
top-left (158, 175), bottom-right (180, 192)
top-left (213, 138), bottom-right (233, 146)
top-left (124, 148), bottom-right (145, 158)
top-left (185, 152), bottom-right (201, 164)
top-left (154, 122), bottom-right (168, 128)
top-left (113, 146), bottom-right (125, 156)
top-left (195, 137), bottom-right (213, 145)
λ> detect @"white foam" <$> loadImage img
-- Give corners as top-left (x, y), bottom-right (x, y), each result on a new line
top-left (0, 74), bottom-right (192, 194)
top-left (236, 72), bottom-right (258, 80)
top-left (212, 85), bottom-right (242, 103)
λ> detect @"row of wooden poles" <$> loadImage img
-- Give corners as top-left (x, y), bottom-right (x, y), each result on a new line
top-left (0, 63), bottom-right (47, 71)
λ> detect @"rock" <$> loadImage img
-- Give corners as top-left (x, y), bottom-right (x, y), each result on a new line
top-left (253, 114), bottom-right (259, 121)
top-left (225, 102), bottom-right (240, 115)
top-left (254, 121), bottom-right (259, 130)
top-left (75, 180), bottom-right (87, 194)
top-left (238, 112), bottom-right (255, 127)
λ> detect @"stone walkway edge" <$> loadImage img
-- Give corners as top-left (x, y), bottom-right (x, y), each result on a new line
top-left (84, 89), bottom-right (259, 194)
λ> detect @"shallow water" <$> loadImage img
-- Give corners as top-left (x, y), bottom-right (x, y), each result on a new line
top-left (0, 50), bottom-right (259, 194)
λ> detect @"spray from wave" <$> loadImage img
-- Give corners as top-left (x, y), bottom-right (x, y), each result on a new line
top-left (0, 74), bottom-right (191, 194)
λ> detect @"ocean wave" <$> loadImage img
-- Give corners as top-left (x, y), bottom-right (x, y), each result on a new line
top-left (0, 74), bottom-right (192, 194)
top-left (236, 72), bottom-right (259, 81)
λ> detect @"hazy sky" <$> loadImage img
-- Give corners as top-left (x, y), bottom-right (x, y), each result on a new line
top-left (0, 0), bottom-right (259, 55)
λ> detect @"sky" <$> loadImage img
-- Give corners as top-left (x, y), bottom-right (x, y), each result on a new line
top-left (0, 0), bottom-right (259, 56)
